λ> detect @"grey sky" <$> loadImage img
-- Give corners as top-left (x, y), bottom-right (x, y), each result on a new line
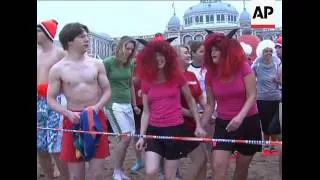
top-left (37, 0), bottom-right (282, 39)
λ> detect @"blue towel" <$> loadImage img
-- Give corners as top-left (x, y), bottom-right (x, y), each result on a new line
top-left (72, 109), bottom-right (103, 161)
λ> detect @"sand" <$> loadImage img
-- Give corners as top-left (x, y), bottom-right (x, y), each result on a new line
top-left (37, 136), bottom-right (281, 180)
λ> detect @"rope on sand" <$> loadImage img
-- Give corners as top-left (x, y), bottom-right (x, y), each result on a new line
top-left (37, 127), bottom-right (282, 146)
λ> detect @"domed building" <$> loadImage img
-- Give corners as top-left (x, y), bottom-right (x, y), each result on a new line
top-left (165, 0), bottom-right (241, 45)
top-left (167, 13), bottom-right (181, 32)
top-left (239, 7), bottom-right (251, 29)
top-left (183, 0), bottom-right (238, 30)
top-left (113, 0), bottom-right (282, 50)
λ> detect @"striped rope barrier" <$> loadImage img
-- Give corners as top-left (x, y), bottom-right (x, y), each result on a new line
top-left (37, 127), bottom-right (282, 146)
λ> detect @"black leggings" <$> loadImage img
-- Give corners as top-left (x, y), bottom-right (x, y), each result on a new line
top-left (257, 100), bottom-right (280, 135)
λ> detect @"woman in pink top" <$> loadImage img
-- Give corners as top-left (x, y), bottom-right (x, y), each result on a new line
top-left (135, 34), bottom-right (206, 180)
top-left (201, 30), bottom-right (262, 180)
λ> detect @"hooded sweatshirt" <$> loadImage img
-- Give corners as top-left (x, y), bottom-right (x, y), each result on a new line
top-left (251, 56), bottom-right (281, 101)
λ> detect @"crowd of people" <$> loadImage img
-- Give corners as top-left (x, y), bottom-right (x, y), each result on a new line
top-left (37, 19), bottom-right (282, 180)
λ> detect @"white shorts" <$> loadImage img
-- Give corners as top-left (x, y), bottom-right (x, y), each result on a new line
top-left (105, 103), bottom-right (135, 134)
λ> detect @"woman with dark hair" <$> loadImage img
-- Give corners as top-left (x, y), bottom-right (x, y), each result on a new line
top-left (201, 30), bottom-right (262, 180)
top-left (103, 36), bottom-right (140, 180)
top-left (135, 34), bottom-right (206, 180)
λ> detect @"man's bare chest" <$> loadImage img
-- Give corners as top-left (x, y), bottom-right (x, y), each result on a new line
top-left (61, 65), bottom-right (98, 85)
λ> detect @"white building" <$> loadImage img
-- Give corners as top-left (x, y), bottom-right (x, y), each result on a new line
top-left (54, 31), bottom-right (115, 60)
top-left (113, 0), bottom-right (281, 48)
top-left (166, 0), bottom-right (240, 45)
top-left (87, 32), bottom-right (115, 59)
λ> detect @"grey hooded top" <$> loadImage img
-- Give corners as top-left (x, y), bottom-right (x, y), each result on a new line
top-left (251, 56), bottom-right (282, 101)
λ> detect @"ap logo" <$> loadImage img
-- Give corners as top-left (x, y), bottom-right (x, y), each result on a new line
top-left (251, 0), bottom-right (276, 28)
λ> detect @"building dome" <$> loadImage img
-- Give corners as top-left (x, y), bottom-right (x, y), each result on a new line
top-left (239, 8), bottom-right (251, 22)
top-left (183, 0), bottom-right (239, 29)
top-left (168, 15), bottom-right (181, 27)
top-left (239, 8), bottom-right (251, 28)
top-left (184, 1), bottom-right (237, 17)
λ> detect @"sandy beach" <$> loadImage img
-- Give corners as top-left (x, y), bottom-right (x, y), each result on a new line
top-left (37, 136), bottom-right (281, 180)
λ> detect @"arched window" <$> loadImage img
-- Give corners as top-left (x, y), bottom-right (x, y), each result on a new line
top-left (210, 15), bottom-right (214, 21)
top-left (217, 14), bottom-right (221, 22)
top-left (183, 35), bottom-right (192, 45)
top-left (206, 15), bottom-right (209, 22)
top-left (188, 17), bottom-right (193, 25)
top-left (194, 34), bottom-right (203, 41)
top-left (221, 14), bottom-right (225, 22)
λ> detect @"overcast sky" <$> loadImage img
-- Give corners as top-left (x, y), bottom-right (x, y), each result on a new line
top-left (37, 0), bottom-right (282, 39)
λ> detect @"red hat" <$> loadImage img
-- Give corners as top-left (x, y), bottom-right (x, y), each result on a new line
top-left (275, 36), bottom-right (282, 47)
top-left (38, 19), bottom-right (58, 40)
top-left (152, 33), bottom-right (166, 41)
top-left (276, 36), bottom-right (282, 44)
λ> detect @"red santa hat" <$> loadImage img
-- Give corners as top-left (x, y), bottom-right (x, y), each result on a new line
top-left (275, 36), bottom-right (282, 47)
top-left (37, 19), bottom-right (58, 40)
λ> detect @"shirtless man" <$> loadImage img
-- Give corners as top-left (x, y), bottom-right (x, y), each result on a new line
top-left (47, 22), bottom-right (111, 180)
top-left (37, 19), bottom-right (68, 180)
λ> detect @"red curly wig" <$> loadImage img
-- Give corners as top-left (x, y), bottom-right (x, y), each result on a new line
top-left (204, 33), bottom-right (246, 80)
top-left (135, 40), bottom-right (184, 84)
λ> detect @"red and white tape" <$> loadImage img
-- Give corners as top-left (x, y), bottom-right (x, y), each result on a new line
top-left (37, 127), bottom-right (282, 146)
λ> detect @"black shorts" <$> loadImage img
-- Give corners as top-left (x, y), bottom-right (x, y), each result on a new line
top-left (212, 114), bottom-right (262, 156)
top-left (134, 105), bottom-right (143, 132)
top-left (257, 100), bottom-right (280, 135)
top-left (145, 124), bottom-right (199, 160)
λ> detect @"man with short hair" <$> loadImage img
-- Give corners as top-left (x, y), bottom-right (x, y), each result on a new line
top-left (37, 19), bottom-right (68, 180)
top-left (275, 36), bottom-right (282, 60)
top-left (47, 22), bottom-right (111, 180)
top-left (275, 44), bottom-right (282, 60)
